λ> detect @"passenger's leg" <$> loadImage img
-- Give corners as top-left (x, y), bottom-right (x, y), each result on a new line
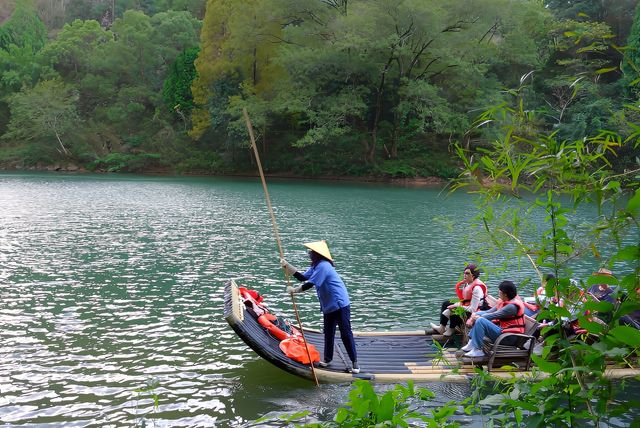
top-left (431, 300), bottom-right (453, 333)
top-left (470, 317), bottom-right (502, 349)
top-left (440, 300), bottom-right (453, 325)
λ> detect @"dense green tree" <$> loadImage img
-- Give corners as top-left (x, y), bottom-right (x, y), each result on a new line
top-left (151, 10), bottom-right (201, 66)
top-left (168, 0), bottom-right (206, 19)
top-left (108, 10), bottom-right (157, 86)
top-left (2, 78), bottom-right (80, 156)
top-left (0, 0), bottom-right (47, 51)
top-left (63, 0), bottom-right (207, 26)
top-left (268, 0), bottom-right (552, 164)
top-left (163, 47), bottom-right (199, 127)
top-left (0, 1), bottom-right (49, 91)
top-left (533, 18), bottom-right (618, 140)
top-left (191, 0), bottom-right (282, 142)
top-left (0, 0), bottom-right (632, 176)
top-left (0, 43), bottom-right (50, 92)
top-left (545, 0), bottom-right (636, 42)
top-left (0, 2), bottom-right (51, 135)
top-left (40, 19), bottom-right (113, 80)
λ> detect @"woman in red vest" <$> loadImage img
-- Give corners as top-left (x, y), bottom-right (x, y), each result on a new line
top-left (430, 264), bottom-right (488, 336)
top-left (461, 280), bottom-right (525, 358)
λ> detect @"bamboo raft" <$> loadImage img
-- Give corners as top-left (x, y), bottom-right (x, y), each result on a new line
top-left (224, 280), bottom-right (640, 383)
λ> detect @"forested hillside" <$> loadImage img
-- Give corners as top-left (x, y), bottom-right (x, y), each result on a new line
top-left (0, 0), bottom-right (638, 180)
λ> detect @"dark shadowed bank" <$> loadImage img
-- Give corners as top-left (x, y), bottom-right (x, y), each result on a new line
top-left (0, 167), bottom-right (448, 187)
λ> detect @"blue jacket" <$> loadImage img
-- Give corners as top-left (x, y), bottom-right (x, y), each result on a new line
top-left (302, 260), bottom-right (350, 314)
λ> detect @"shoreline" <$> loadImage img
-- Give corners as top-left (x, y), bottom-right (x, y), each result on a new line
top-left (0, 167), bottom-right (449, 187)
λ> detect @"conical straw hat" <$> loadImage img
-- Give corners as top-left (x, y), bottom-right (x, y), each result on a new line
top-left (303, 240), bottom-right (333, 261)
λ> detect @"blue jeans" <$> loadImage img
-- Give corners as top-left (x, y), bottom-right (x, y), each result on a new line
top-left (323, 305), bottom-right (357, 362)
top-left (470, 317), bottom-right (502, 349)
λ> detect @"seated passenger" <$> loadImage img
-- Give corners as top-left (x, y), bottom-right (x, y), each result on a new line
top-left (430, 264), bottom-right (488, 337)
top-left (587, 268), bottom-right (617, 303)
top-left (461, 280), bottom-right (525, 358)
top-left (522, 273), bottom-right (556, 318)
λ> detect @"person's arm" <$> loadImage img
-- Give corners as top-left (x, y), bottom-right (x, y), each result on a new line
top-left (282, 259), bottom-right (312, 282)
top-left (467, 306), bottom-right (495, 326)
top-left (288, 280), bottom-right (315, 294)
top-left (482, 304), bottom-right (517, 321)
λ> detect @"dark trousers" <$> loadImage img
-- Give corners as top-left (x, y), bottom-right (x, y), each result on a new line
top-left (323, 305), bottom-right (357, 363)
top-left (439, 300), bottom-right (464, 329)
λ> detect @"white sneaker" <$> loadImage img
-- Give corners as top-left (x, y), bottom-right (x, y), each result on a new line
top-left (351, 362), bottom-right (360, 374)
top-left (430, 323), bottom-right (444, 334)
top-left (461, 342), bottom-right (473, 352)
top-left (464, 348), bottom-right (485, 358)
top-left (443, 327), bottom-right (455, 337)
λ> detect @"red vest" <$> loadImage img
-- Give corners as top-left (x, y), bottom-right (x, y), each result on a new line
top-left (456, 279), bottom-right (487, 306)
top-left (493, 298), bottom-right (526, 333)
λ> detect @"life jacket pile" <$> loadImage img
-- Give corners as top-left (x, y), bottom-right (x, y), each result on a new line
top-left (239, 286), bottom-right (320, 364)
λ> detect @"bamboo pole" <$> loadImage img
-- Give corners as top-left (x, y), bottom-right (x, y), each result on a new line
top-left (243, 108), bottom-right (320, 387)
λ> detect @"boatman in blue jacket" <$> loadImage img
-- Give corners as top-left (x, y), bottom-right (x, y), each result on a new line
top-left (281, 240), bottom-right (360, 374)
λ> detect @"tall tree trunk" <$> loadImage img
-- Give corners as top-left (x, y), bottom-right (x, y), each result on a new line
top-left (390, 117), bottom-right (399, 160)
top-left (368, 57), bottom-right (393, 165)
top-left (48, 116), bottom-right (69, 155)
top-left (365, 129), bottom-right (378, 165)
top-left (355, 117), bottom-right (375, 164)
top-left (53, 124), bottom-right (69, 155)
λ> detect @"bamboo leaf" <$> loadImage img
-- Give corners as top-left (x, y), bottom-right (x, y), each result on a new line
top-left (584, 300), bottom-right (614, 313)
top-left (595, 67), bottom-right (618, 75)
top-left (613, 246), bottom-right (640, 262)
top-left (377, 393), bottom-right (395, 422)
top-left (609, 326), bottom-right (640, 347)
top-left (626, 189), bottom-right (640, 214)
top-left (531, 355), bottom-right (561, 373)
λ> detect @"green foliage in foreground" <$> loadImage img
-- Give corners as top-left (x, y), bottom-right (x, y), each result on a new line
top-left (262, 380), bottom-right (462, 427)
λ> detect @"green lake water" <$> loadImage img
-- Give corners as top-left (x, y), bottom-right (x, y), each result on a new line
top-left (0, 172), bottom-right (636, 426)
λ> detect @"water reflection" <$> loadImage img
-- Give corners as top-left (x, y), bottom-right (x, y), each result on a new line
top-left (0, 173), bottom-right (635, 426)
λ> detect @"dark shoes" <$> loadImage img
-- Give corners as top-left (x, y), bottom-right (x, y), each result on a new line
top-left (317, 360), bottom-right (360, 374)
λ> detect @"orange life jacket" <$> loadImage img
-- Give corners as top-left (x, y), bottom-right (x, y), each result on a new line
top-left (257, 313), bottom-right (300, 341)
top-left (493, 298), bottom-right (526, 333)
top-left (456, 279), bottom-right (487, 307)
top-left (279, 336), bottom-right (320, 364)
